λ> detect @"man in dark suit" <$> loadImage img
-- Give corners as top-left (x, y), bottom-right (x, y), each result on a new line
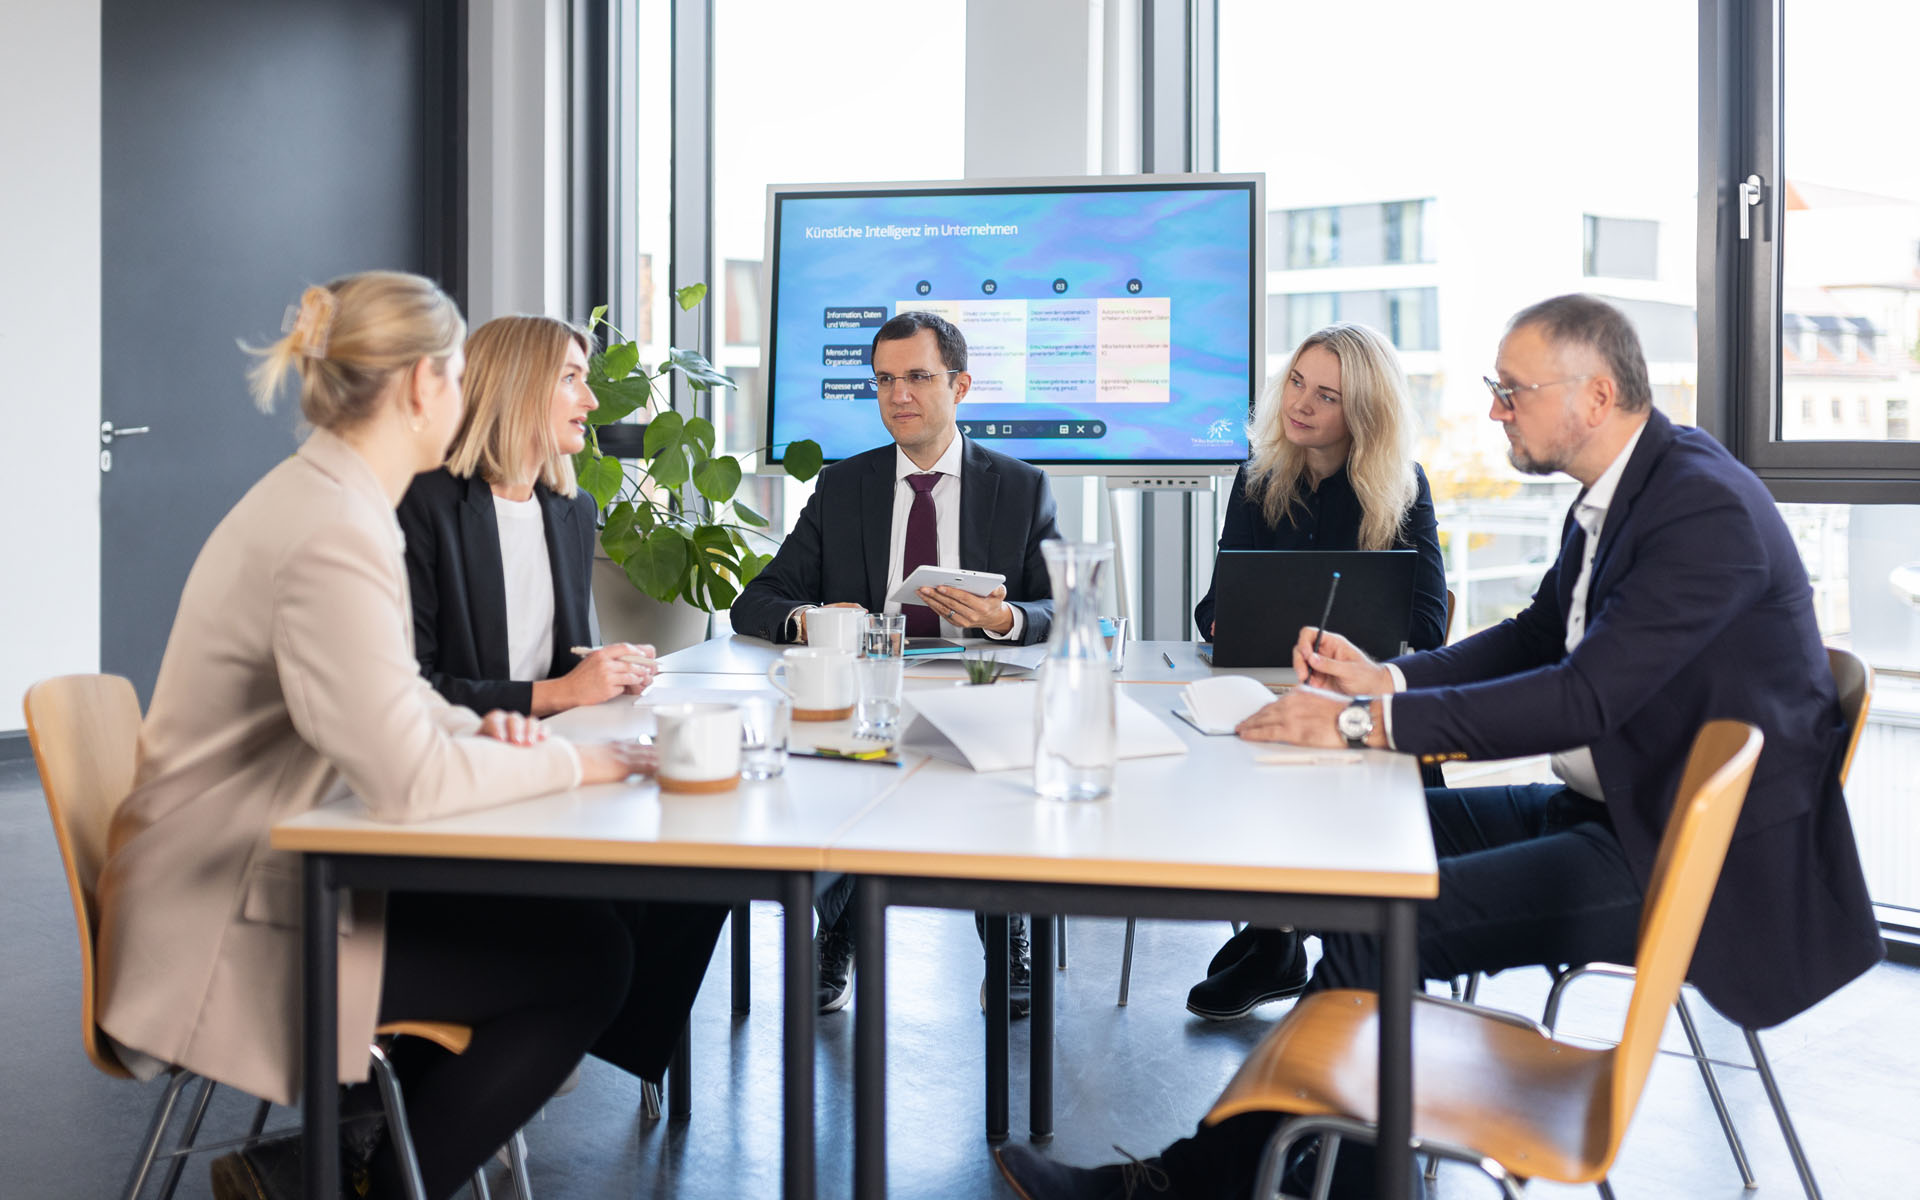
top-left (994, 294), bottom-right (1883, 1199)
top-left (732, 311), bottom-right (1059, 646)
top-left (733, 310), bottom-right (1063, 1017)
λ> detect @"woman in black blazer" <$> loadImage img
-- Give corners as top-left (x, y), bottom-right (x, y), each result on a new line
top-left (398, 315), bottom-right (723, 1091)
top-left (1189, 322), bottom-right (1449, 1024)
top-left (399, 315), bottom-right (653, 715)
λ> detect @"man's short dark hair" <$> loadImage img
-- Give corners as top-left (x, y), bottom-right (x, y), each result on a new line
top-left (1508, 294), bottom-right (1653, 413)
top-left (873, 311), bottom-right (968, 374)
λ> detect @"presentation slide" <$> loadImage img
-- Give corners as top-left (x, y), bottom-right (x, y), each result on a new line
top-left (765, 181), bottom-right (1256, 468)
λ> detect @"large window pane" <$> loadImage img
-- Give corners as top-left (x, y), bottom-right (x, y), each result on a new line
top-left (1778, 0), bottom-right (1920, 444)
top-left (1219, 0), bottom-right (1697, 638)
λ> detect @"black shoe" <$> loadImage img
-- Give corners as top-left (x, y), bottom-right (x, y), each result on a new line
top-left (976, 914), bottom-right (1034, 1020)
top-left (1205, 925), bottom-right (1260, 978)
top-left (817, 922), bottom-right (855, 1013)
top-left (1186, 928), bottom-right (1307, 1020)
top-left (210, 1138), bottom-right (303, 1200)
top-left (1280, 1134), bottom-right (1420, 1200)
top-left (994, 1142), bottom-right (1172, 1200)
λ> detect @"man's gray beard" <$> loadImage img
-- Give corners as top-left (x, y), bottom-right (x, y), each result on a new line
top-left (1507, 444), bottom-right (1565, 476)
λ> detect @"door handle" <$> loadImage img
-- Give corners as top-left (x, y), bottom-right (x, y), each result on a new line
top-left (100, 420), bottom-right (153, 445)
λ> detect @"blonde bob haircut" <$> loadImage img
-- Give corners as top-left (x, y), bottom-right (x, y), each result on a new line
top-left (444, 315), bottom-right (594, 498)
top-left (1244, 322), bottom-right (1418, 552)
top-left (246, 271), bottom-right (465, 430)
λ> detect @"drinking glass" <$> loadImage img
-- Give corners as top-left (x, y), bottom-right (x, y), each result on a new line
top-left (857, 613), bottom-right (907, 736)
top-left (739, 694), bottom-right (790, 780)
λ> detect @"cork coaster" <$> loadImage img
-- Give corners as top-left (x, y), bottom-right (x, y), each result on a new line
top-left (658, 772), bottom-right (741, 795)
top-left (793, 704), bottom-right (855, 722)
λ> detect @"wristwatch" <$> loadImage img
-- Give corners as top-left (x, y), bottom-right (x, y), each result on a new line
top-left (1336, 697), bottom-right (1375, 749)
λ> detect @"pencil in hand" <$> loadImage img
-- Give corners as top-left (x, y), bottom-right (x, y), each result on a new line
top-left (1305, 571), bottom-right (1341, 687)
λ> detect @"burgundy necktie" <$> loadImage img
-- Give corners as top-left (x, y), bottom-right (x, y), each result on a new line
top-left (902, 473), bottom-right (941, 636)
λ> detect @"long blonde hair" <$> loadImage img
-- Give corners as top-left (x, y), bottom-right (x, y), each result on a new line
top-left (246, 271), bottom-right (465, 429)
top-left (1245, 323), bottom-right (1417, 551)
top-left (444, 315), bottom-right (593, 497)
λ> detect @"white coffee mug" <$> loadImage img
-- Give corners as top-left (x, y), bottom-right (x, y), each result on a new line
top-left (766, 647), bottom-right (857, 721)
top-left (806, 606), bottom-right (863, 653)
top-left (652, 702), bottom-right (743, 793)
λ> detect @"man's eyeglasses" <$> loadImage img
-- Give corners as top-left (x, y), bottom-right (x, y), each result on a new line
top-left (1482, 374), bottom-right (1593, 413)
top-left (869, 369), bottom-right (960, 393)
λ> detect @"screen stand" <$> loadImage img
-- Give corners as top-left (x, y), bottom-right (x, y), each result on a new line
top-left (1103, 475), bottom-right (1218, 640)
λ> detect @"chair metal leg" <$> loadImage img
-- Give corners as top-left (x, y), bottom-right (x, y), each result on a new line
top-left (1231, 920), bottom-right (1244, 935)
top-left (120, 1070), bottom-right (195, 1200)
top-left (1461, 972), bottom-right (1481, 1005)
top-left (639, 1080), bottom-right (662, 1121)
top-left (1674, 991), bottom-right (1756, 1187)
top-left (505, 1129), bottom-right (533, 1200)
top-left (370, 1043), bottom-right (430, 1200)
top-left (1309, 1133), bottom-right (1341, 1200)
top-left (246, 1098), bottom-right (272, 1139)
top-left (1748, 1026), bottom-right (1823, 1200)
top-left (1117, 916), bottom-right (1136, 1006)
top-left (1056, 914), bottom-right (1068, 969)
top-left (1596, 1179), bottom-right (1618, 1200)
top-left (468, 1169), bottom-right (491, 1200)
top-left (154, 1073), bottom-right (217, 1200)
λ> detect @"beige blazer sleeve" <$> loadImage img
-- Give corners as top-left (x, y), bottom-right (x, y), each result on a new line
top-left (271, 510), bottom-right (576, 823)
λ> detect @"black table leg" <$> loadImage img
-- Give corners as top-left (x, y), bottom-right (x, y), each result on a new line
top-left (732, 901), bottom-right (752, 1015)
top-left (668, 1024), bottom-right (691, 1121)
top-left (854, 879), bottom-right (889, 1199)
top-left (984, 913), bottom-right (1010, 1142)
top-left (782, 873), bottom-right (815, 1200)
top-left (1029, 912), bottom-right (1054, 1143)
top-left (1376, 899), bottom-right (1417, 1198)
top-left (302, 857), bottom-right (339, 1200)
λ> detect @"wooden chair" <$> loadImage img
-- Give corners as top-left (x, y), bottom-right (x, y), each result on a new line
top-left (23, 674), bottom-right (529, 1200)
top-left (1527, 645), bottom-right (1871, 1200)
top-left (1203, 720), bottom-right (1763, 1199)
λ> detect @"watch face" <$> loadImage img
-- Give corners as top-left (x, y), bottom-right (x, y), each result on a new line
top-left (1337, 704), bottom-right (1370, 738)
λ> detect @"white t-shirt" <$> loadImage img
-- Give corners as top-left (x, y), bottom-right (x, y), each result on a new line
top-left (492, 493), bottom-right (555, 683)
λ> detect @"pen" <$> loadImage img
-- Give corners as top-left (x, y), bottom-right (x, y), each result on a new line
top-left (1306, 571), bottom-right (1342, 684)
top-left (570, 644), bottom-right (658, 665)
top-left (788, 750), bottom-right (902, 767)
top-left (1162, 651), bottom-right (1176, 670)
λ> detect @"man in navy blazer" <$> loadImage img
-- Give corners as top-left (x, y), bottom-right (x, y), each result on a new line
top-left (733, 310), bottom-right (1063, 1018)
top-left (994, 295), bottom-right (1883, 1200)
top-left (731, 312), bottom-right (1060, 646)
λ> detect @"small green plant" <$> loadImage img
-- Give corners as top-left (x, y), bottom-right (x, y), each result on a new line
top-left (572, 284), bottom-right (823, 612)
top-left (962, 647), bottom-right (1006, 686)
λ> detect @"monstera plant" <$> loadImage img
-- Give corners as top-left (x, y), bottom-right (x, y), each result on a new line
top-left (572, 284), bottom-right (822, 612)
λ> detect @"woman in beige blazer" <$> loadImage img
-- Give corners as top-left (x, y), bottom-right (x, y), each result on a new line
top-left (94, 271), bottom-right (651, 1200)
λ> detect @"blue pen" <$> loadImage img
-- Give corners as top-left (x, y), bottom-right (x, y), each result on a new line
top-left (1306, 571), bottom-right (1342, 685)
top-left (1162, 651), bottom-right (1176, 669)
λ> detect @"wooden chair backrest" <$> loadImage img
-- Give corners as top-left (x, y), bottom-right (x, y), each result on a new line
top-left (1443, 588), bottom-right (1457, 644)
top-left (1826, 646), bottom-right (1872, 787)
top-left (22, 674), bottom-right (144, 1079)
top-left (1608, 720), bottom-right (1762, 1150)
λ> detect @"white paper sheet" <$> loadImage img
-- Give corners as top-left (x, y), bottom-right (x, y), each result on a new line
top-left (898, 684), bottom-right (1187, 772)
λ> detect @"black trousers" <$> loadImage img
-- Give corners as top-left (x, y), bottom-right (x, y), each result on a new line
top-left (1153, 784), bottom-right (1645, 1198)
top-left (371, 892), bottom-right (725, 1199)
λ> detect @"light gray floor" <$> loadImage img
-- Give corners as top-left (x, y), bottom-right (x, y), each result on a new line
top-left (5, 753), bottom-right (1918, 1198)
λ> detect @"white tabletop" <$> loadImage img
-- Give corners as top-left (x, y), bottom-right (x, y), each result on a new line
top-left (660, 635), bottom-right (1298, 688)
top-left (273, 640), bottom-right (1425, 893)
top-left (824, 682), bottom-right (1434, 898)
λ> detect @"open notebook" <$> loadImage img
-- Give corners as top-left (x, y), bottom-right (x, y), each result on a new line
top-left (1172, 675), bottom-right (1279, 736)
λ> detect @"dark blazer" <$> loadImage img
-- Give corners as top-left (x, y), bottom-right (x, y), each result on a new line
top-left (1193, 461), bottom-right (1447, 649)
top-left (1388, 410), bottom-right (1881, 1029)
top-left (731, 438), bottom-right (1061, 646)
top-left (396, 468), bottom-right (598, 715)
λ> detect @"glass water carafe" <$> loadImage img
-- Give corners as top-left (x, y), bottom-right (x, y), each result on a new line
top-left (1034, 540), bottom-right (1116, 801)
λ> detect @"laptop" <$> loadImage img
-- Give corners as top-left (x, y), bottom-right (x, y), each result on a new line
top-left (1203, 550), bottom-right (1418, 668)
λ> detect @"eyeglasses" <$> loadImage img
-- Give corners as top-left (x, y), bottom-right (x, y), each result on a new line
top-left (1482, 374), bottom-right (1593, 413)
top-left (869, 369), bottom-right (959, 393)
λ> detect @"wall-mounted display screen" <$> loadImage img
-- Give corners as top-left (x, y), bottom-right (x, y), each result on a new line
top-left (762, 174), bottom-right (1262, 471)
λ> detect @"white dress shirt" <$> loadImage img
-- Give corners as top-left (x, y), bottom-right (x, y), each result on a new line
top-left (1380, 421), bottom-right (1646, 790)
top-left (492, 492), bottom-right (556, 682)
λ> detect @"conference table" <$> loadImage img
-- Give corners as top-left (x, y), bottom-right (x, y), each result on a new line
top-left (274, 635), bottom-right (1435, 1200)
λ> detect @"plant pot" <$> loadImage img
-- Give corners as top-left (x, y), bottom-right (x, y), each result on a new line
top-left (591, 551), bottom-right (711, 656)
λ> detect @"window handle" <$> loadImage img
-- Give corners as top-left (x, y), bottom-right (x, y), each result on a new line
top-left (1738, 174), bottom-right (1765, 241)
